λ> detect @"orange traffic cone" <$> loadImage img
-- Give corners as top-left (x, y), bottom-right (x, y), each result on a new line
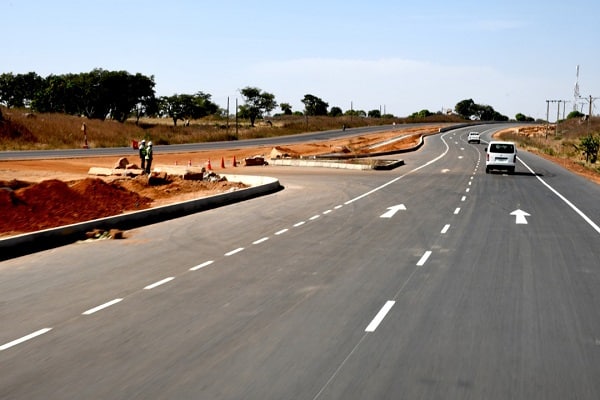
top-left (220, 157), bottom-right (225, 168)
top-left (233, 155), bottom-right (237, 167)
top-left (207, 159), bottom-right (212, 170)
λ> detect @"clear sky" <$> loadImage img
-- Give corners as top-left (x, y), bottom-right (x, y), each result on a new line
top-left (2, 0), bottom-right (599, 120)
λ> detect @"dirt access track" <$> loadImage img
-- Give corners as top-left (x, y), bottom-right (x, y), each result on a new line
top-left (0, 126), bottom-right (432, 237)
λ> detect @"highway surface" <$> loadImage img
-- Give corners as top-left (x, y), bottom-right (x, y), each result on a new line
top-left (2, 125), bottom-right (600, 399)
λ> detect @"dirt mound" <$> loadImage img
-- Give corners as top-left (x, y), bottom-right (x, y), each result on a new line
top-left (0, 178), bottom-right (152, 236)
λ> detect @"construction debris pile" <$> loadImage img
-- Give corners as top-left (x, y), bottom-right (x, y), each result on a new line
top-left (0, 158), bottom-right (248, 237)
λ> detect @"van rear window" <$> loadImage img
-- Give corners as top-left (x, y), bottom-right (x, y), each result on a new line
top-left (490, 143), bottom-right (515, 153)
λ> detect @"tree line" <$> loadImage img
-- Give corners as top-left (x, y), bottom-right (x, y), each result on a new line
top-left (1, 69), bottom-right (530, 125)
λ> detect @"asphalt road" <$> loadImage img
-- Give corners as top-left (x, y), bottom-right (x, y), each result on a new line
top-left (1, 125), bottom-right (600, 399)
top-left (0, 123), bottom-right (419, 160)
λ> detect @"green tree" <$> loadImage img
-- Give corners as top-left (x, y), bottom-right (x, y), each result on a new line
top-left (368, 109), bottom-right (381, 118)
top-left (301, 94), bottom-right (329, 116)
top-left (0, 72), bottom-right (44, 108)
top-left (567, 110), bottom-right (585, 119)
top-left (329, 106), bottom-right (343, 117)
top-left (455, 99), bottom-right (476, 119)
top-left (409, 109), bottom-right (432, 118)
top-left (578, 134), bottom-right (600, 163)
top-left (279, 103), bottom-right (292, 115)
top-left (240, 86), bottom-right (277, 126)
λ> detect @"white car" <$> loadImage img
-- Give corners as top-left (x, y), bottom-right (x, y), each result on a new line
top-left (486, 141), bottom-right (517, 174)
top-left (467, 132), bottom-right (480, 144)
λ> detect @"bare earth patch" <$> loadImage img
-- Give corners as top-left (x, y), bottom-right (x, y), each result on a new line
top-left (0, 127), bottom-right (431, 236)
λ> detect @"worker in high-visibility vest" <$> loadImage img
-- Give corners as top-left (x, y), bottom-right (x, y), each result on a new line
top-left (138, 139), bottom-right (146, 170)
top-left (145, 141), bottom-right (153, 174)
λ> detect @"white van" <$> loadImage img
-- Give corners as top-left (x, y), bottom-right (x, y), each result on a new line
top-left (485, 141), bottom-right (517, 174)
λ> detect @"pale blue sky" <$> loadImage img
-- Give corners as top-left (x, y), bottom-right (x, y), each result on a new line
top-left (2, 0), bottom-right (599, 119)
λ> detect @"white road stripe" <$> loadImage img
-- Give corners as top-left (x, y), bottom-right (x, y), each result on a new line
top-left (461, 196), bottom-right (466, 202)
top-left (82, 298), bottom-right (123, 315)
top-left (520, 158), bottom-right (600, 235)
top-left (253, 237), bottom-right (269, 245)
top-left (323, 210), bottom-right (332, 214)
top-left (454, 207), bottom-right (461, 214)
top-left (0, 328), bottom-right (52, 351)
top-left (144, 277), bottom-right (174, 290)
top-left (294, 221), bottom-right (306, 227)
top-left (441, 224), bottom-right (450, 234)
top-left (190, 260), bottom-right (214, 271)
top-left (416, 251), bottom-right (432, 266)
top-left (225, 247), bottom-right (244, 256)
top-left (275, 229), bottom-right (288, 235)
top-left (365, 301), bottom-right (395, 332)
top-left (309, 215), bottom-right (320, 221)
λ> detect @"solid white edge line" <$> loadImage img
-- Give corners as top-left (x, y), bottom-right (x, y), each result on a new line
top-left (82, 298), bottom-right (123, 315)
top-left (417, 250), bottom-right (432, 266)
top-left (225, 247), bottom-right (244, 256)
top-left (365, 301), bottom-right (395, 332)
top-left (144, 277), bottom-right (175, 290)
top-left (519, 157), bottom-right (600, 235)
top-left (0, 328), bottom-right (53, 351)
top-left (190, 260), bottom-right (214, 271)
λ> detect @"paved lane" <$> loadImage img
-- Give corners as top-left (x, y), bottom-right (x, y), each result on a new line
top-left (1, 127), bottom-right (600, 399)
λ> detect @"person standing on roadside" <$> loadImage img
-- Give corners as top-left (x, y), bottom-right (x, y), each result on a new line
top-left (145, 141), bottom-right (153, 174)
top-left (138, 139), bottom-right (146, 171)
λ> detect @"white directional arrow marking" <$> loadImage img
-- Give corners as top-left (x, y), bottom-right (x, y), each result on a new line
top-left (380, 204), bottom-right (406, 218)
top-left (510, 209), bottom-right (531, 224)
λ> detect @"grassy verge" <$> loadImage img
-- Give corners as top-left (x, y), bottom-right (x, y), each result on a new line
top-left (496, 118), bottom-right (600, 178)
top-left (0, 107), bottom-right (464, 151)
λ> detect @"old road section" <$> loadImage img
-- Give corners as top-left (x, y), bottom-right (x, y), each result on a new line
top-left (2, 126), bottom-right (600, 399)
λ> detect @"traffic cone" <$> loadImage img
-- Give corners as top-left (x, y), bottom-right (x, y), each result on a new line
top-left (233, 155), bottom-right (237, 167)
top-left (220, 157), bottom-right (225, 168)
top-left (207, 159), bottom-right (212, 170)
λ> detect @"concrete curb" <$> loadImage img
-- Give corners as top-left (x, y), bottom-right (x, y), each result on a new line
top-left (0, 174), bottom-right (281, 261)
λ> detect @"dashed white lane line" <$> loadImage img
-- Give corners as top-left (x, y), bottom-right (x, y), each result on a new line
top-left (294, 221), bottom-right (306, 227)
top-left (190, 260), bottom-right (214, 271)
top-left (416, 251), bottom-right (432, 266)
top-left (144, 277), bottom-right (175, 290)
top-left (365, 301), bottom-right (396, 332)
top-left (454, 207), bottom-right (461, 215)
top-left (441, 224), bottom-right (451, 234)
top-left (334, 205), bottom-right (343, 210)
top-left (309, 215), bottom-right (320, 221)
top-left (323, 210), bottom-right (333, 214)
top-left (0, 328), bottom-right (53, 351)
top-left (225, 247), bottom-right (244, 256)
top-left (461, 196), bottom-right (466, 202)
top-left (275, 229), bottom-right (289, 235)
top-left (82, 298), bottom-right (123, 315)
top-left (253, 237), bottom-right (269, 245)
top-left (466, 188), bottom-right (470, 193)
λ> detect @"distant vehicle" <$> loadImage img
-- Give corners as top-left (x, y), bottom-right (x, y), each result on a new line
top-left (485, 141), bottom-right (517, 174)
top-left (467, 132), bottom-right (480, 144)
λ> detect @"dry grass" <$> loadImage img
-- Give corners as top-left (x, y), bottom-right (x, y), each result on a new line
top-left (0, 106), bottom-right (458, 151)
top-left (496, 117), bottom-right (600, 176)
